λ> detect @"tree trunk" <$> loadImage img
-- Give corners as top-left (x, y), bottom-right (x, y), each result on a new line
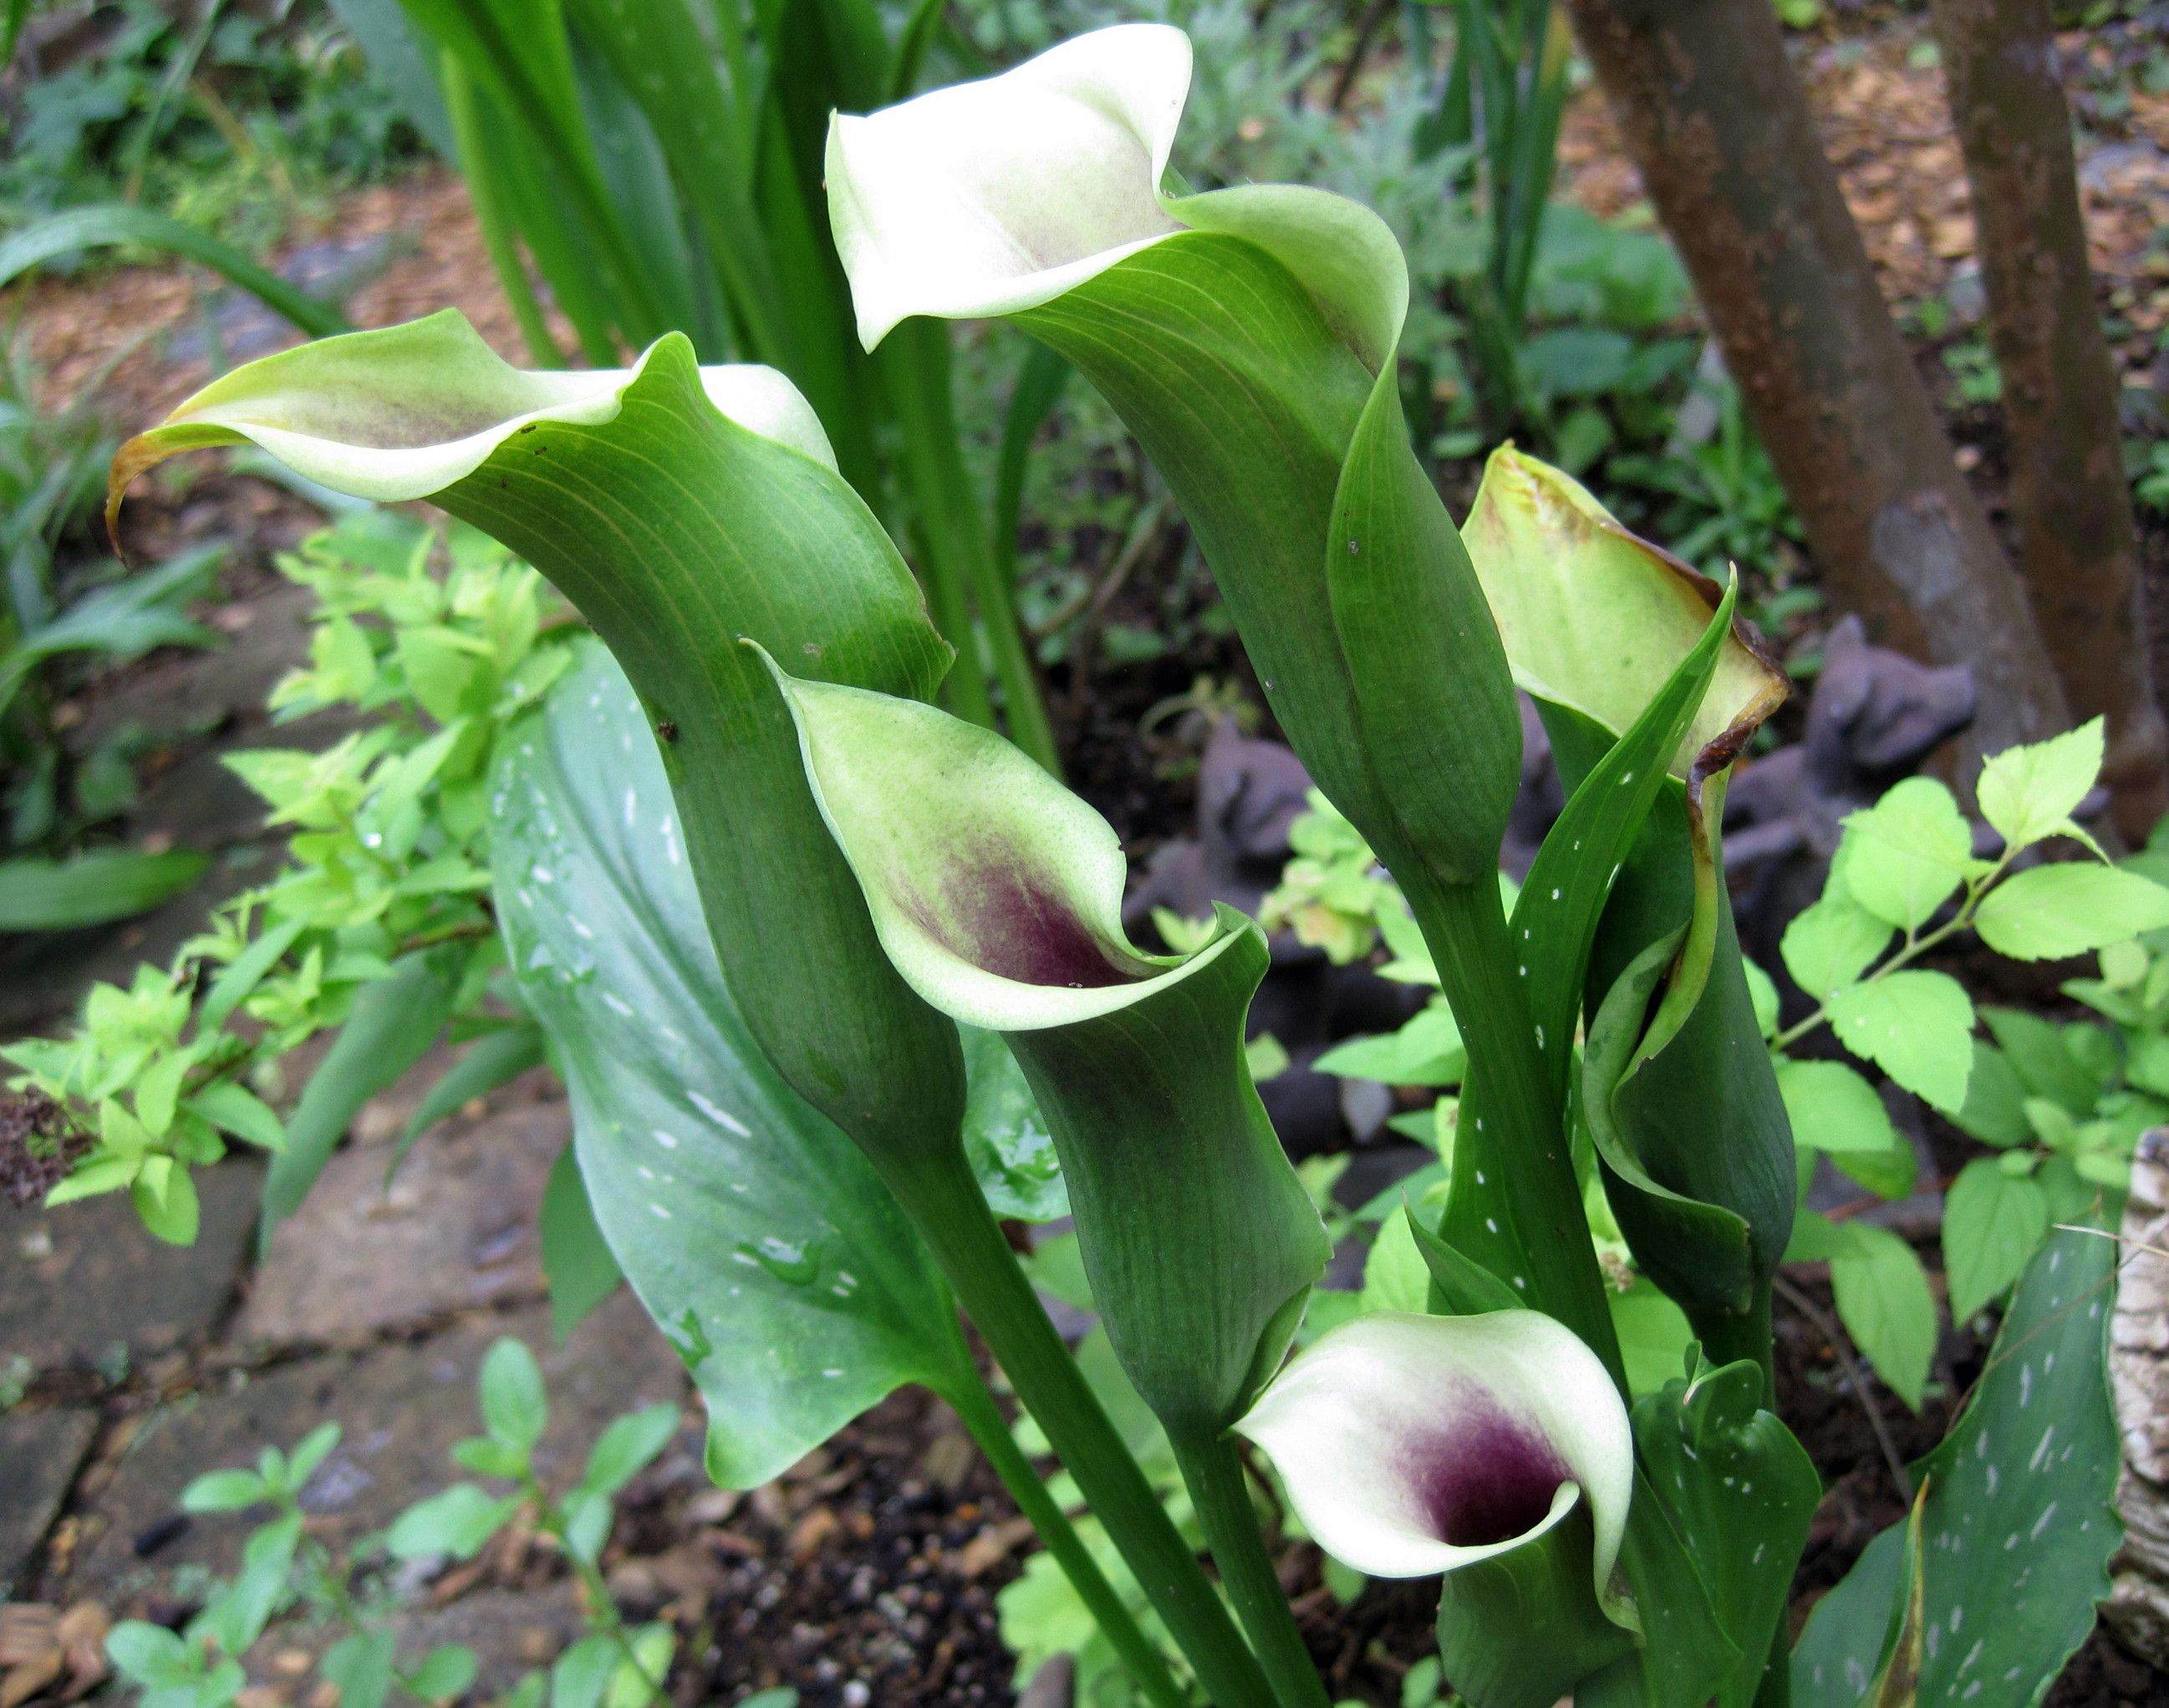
top-left (1927, 0), bottom-right (2168, 837)
top-left (1557, 0), bottom-right (2070, 770)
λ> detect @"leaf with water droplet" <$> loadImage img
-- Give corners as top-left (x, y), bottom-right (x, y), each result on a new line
top-left (494, 643), bottom-right (972, 1487)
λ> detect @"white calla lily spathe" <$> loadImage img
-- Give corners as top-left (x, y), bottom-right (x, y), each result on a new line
top-left (109, 308), bottom-right (836, 521)
top-left (825, 23), bottom-right (1407, 369)
top-left (766, 659), bottom-right (1250, 1032)
top-left (1237, 1311), bottom-right (1632, 1587)
top-left (826, 25), bottom-right (1191, 349)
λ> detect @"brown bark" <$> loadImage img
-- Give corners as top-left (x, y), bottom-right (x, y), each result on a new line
top-left (1928, 0), bottom-right (2167, 836)
top-left (1558, 0), bottom-right (2070, 771)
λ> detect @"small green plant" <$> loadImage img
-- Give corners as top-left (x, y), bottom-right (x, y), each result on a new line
top-left (104, 1335), bottom-right (704, 1708)
top-left (5, 509), bottom-right (568, 1243)
top-left (0, 334), bottom-right (224, 923)
top-left (1941, 334), bottom-right (2004, 405)
top-left (1610, 375), bottom-right (1805, 582)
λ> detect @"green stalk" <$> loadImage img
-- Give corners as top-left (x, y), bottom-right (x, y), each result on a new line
top-left (1695, 1284), bottom-right (1775, 1407)
top-left (878, 323), bottom-right (1062, 770)
top-left (1403, 867), bottom-right (1626, 1389)
top-left (944, 1365), bottom-right (1194, 1708)
top-left (878, 1145), bottom-right (1274, 1708)
top-left (1171, 1437), bottom-right (1330, 1708)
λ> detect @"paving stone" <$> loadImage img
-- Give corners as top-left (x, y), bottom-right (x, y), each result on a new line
top-left (60, 1291), bottom-right (686, 1606)
top-left (0, 1159), bottom-right (262, 1375)
top-left (0, 1408), bottom-right (99, 1597)
top-left (233, 1091), bottom-right (569, 1347)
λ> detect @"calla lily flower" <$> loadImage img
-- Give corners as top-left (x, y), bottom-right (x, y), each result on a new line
top-left (826, 25), bottom-right (1515, 896)
top-left (767, 658), bottom-right (1329, 1441)
top-left (106, 308), bottom-right (966, 1173)
top-left (109, 308), bottom-right (837, 520)
top-left (1236, 1310), bottom-right (1632, 1591)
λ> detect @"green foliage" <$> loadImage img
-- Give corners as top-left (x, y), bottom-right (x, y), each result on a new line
top-left (106, 1336), bottom-right (679, 1708)
top-left (6, 509), bottom-right (566, 1243)
top-left (1792, 1223), bottom-right (2121, 1708)
top-left (0, 336), bottom-right (227, 892)
top-left (0, 0), bottom-right (418, 250)
top-left (487, 640), bottom-right (985, 1486)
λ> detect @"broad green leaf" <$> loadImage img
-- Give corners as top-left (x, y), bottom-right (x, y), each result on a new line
top-left (1607, 1278), bottom-right (1694, 1400)
top-left (492, 643), bottom-right (972, 1487)
top-left (199, 1510), bottom-right (303, 1658)
top-left (1827, 970), bottom-right (1973, 1113)
top-left (385, 1483), bottom-right (520, 1560)
top-left (1829, 1223), bottom-right (1936, 1410)
top-left (1838, 777), bottom-right (1972, 933)
top-left (1357, 1209), bottom-right (1430, 1315)
top-left (479, 1337), bottom-right (548, 1451)
top-left (1977, 718), bottom-right (2104, 855)
top-left (263, 948), bottom-right (460, 1246)
top-left (1779, 892), bottom-right (1894, 1001)
top-left (1942, 1156), bottom-right (2049, 1322)
top-left (0, 848), bottom-right (209, 932)
top-left (539, 1144), bottom-right (623, 1340)
top-left (1793, 1223), bottom-right (2120, 1708)
top-left (550, 1634), bottom-right (619, 1708)
top-left (112, 310), bottom-right (965, 1172)
top-left (1776, 1058), bottom-right (1901, 1156)
top-left (287, 1421), bottom-right (341, 1490)
top-left (960, 1025), bottom-right (1069, 1222)
top-left (1974, 862), bottom-right (2169, 961)
top-left (1629, 1357), bottom-right (1820, 1708)
top-left (131, 1158), bottom-right (199, 1246)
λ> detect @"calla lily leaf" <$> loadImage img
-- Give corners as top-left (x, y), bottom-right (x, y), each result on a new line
top-left (1792, 1222), bottom-right (2119, 1708)
top-left (1436, 573), bottom-right (1743, 1340)
top-left (1240, 1310), bottom-right (1637, 1708)
top-left (491, 641), bottom-right (971, 1488)
top-left (772, 663), bottom-right (1329, 1439)
top-left (109, 309), bottom-right (965, 1167)
top-left (827, 23), bottom-right (1519, 895)
top-left (1628, 1355), bottom-right (1820, 1708)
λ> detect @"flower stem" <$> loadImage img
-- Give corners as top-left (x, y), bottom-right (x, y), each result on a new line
top-left (1403, 868), bottom-right (1626, 1390)
top-left (1172, 1436), bottom-right (1331, 1708)
top-left (883, 1146), bottom-right (1273, 1708)
top-left (944, 1366), bottom-right (1194, 1708)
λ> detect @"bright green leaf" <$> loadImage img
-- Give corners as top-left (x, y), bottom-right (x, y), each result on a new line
top-left (1837, 777), bottom-right (1971, 932)
top-left (1779, 893), bottom-right (1893, 1001)
top-left (1829, 1223), bottom-right (1936, 1410)
top-left (1974, 863), bottom-right (2169, 961)
top-left (1942, 1156), bottom-right (2049, 1322)
top-left (1977, 718), bottom-right (2103, 855)
top-left (1775, 1057), bottom-right (1900, 1155)
top-left (1827, 970), bottom-right (1974, 1112)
